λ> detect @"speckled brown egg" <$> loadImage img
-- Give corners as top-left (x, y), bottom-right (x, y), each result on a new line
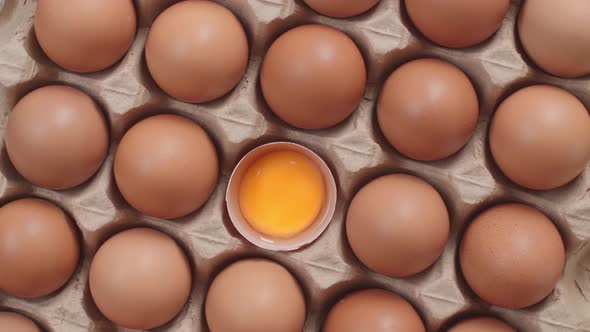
top-left (114, 114), bottom-right (219, 219)
top-left (6, 85), bottom-right (109, 190)
top-left (303, 0), bottom-right (380, 18)
top-left (0, 312), bottom-right (41, 332)
top-left (378, 58), bottom-right (478, 161)
top-left (460, 203), bottom-right (565, 309)
top-left (89, 228), bottom-right (191, 330)
top-left (205, 258), bottom-right (306, 332)
top-left (323, 289), bottom-right (425, 332)
top-left (406, 0), bottom-right (509, 48)
top-left (261, 24), bottom-right (366, 130)
top-left (0, 198), bottom-right (79, 298)
top-left (448, 317), bottom-right (516, 332)
top-left (489, 85), bottom-right (590, 190)
top-left (346, 174), bottom-right (449, 277)
top-left (34, 0), bottom-right (136, 72)
top-left (518, 0), bottom-right (590, 77)
top-left (146, 0), bottom-right (248, 103)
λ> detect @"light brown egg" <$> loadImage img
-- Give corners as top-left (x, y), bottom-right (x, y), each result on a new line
top-left (114, 114), bottom-right (219, 219)
top-left (448, 317), bottom-right (516, 332)
top-left (378, 58), bottom-right (478, 161)
top-left (323, 289), bottom-right (425, 332)
top-left (145, 0), bottom-right (248, 103)
top-left (6, 85), bottom-right (109, 190)
top-left (261, 24), bottom-right (366, 130)
top-left (0, 312), bottom-right (41, 332)
top-left (346, 174), bottom-right (449, 277)
top-left (303, 0), bottom-right (380, 18)
top-left (460, 204), bottom-right (565, 309)
top-left (0, 198), bottom-right (79, 298)
top-left (518, 0), bottom-right (590, 77)
top-left (89, 228), bottom-right (191, 330)
top-left (489, 85), bottom-right (590, 190)
top-left (205, 258), bottom-right (306, 332)
top-left (34, 0), bottom-right (136, 72)
top-left (405, 0), bottom-right (509, 48)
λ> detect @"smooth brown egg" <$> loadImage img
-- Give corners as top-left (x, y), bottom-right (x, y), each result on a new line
top-left (146, 0), bottom-right (249, 103)
top-left (489, 85), bottom-right (590, 190)
top-left (460, 203), bottom-right (565, 309)
top-left (114, 114), bottom-right (219, 219)
top-left (448, 317), bottom-right (516, 332)
top-left (378, 58), bottom-right (478, 161)
top-left (89, 228), bottom-right (191, 330)
top-left (518, 0), bottom-right (590, 77)
top-left (34, 0), bottom-right (136, 72)
top-left (6, 85), bottom-right (109, 190)
top-left (0, 198), bottom-right (79, 298)
top-left (205, 258), bottom-right (306, 332)
top-left (405, 0), bottom-right (509, 48)
top-left (0, 312), bottom-right (41, 332)
top-left (346, 174), bottom-right (449, 277)
top-left (323, 289), bottom-right (425, 332)
top-left (261, 24), bottom-right (366, 130)
top-left (303, 0), bottom-right (380, 18)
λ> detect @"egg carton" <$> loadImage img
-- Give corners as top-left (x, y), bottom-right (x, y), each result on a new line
top-left (1, 0), bottom-right (589, 331)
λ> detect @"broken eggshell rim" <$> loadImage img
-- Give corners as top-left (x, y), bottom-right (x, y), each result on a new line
top-left (225, 141), bottom-right (337, 251)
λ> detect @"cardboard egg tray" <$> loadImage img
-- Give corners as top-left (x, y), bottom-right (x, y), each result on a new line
top-left (1, 0), bottom-right (589, 331)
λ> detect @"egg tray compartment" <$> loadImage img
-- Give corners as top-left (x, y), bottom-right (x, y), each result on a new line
top-left (1, 0), bottom-right (590, 331)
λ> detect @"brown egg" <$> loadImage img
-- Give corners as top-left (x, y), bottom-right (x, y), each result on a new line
top-left (205, 258), bottom-right (306, 332)
top-left (261, 24), bottom-right (366, 130)
top-left (303, 0), bottom-right (380, 18)
top-left (460, 204), bottom-right (565, 309)
top-left (89, 228), bottom-right (191, 330)
top-left (405, 0), bottom-right (509, 48)
top-left (378, 58), bottom-right (478, 161)
top-left (489, 85), bottom-right (590, 190)
top-left (6, 85), bottom-right (109, 190)
top-left (0, 198), bottom-right (79, 298)
top-left (518, 0), bottom-right (590, 77)
top-left (346, 174), bottom-right (449, 277)
top-left (448, 317), bottom-right (516, 332)
top-left (145, 1), bottom-right (248, 103)
top-left (114, 114), bottom-right (218, 219)
top-left (323, 289), bottom-right (425, 332)
top-left (34, 0), bottom-right (136, 72)
top-left (0, 312), bottom-right (41, 332)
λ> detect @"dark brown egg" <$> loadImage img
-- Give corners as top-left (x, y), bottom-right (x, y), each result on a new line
top-left (303, 0), bottom-right (380, 18)
top-left (146, 0), bottom-right (248, 103)
top-left (114, 114), bottom-right (219, 219)
top-left (323, 289), bottom-right (425, 332)
top-left (0, 198), bottom-right (79, 298)
top-left (6, 85), bottom-right (109, 190)
top-left (448, 317), bottom-right (516, 332)
top-left (0, 312), bottom-right (41, 332)
top-left (261, 24), bottom-right (366, 130)
top-left (205, 258), bottom-right (306, 332)
top-left (518, 0), bottom-right (590, 77)
top-left (460, 204), bottom-right (565, 309)
top-left (89, 228), bottom-right (192, 330)
top-left (405, 0), bottom-right (509, 48)
top-left (347, 174), bottom-right (449, 277)
top-left (378, 58), bottom-right (478, 161)
top-left (34, 0), bottom-right (136, 72)
top-left (489, 85), bottom-right (590, 190)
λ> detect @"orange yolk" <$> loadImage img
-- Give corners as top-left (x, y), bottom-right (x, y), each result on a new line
top-left (238, 150), bottom-right (325, 238)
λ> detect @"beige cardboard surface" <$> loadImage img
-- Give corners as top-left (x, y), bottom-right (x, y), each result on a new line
top-left (0, 0), bottom-right (589, 331)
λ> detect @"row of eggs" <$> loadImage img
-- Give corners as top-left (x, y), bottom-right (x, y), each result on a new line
top-left (0, 196), bottom-right (560, 331)
top-left (35, 0), bottom-right (590, 77)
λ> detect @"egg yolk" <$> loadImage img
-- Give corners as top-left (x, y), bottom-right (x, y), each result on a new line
top-left (239, 150), bottom-right (325, 238)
